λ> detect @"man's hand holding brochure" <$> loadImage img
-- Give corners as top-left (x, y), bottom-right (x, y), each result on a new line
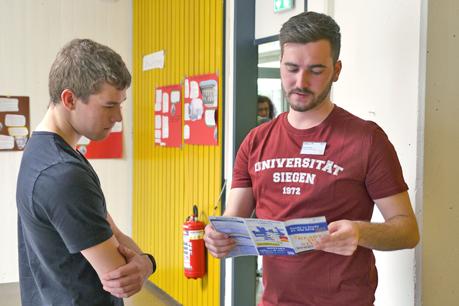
top-left (208, 216), bottom-right (328, 257)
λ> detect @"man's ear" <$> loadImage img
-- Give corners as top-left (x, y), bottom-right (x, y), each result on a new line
top-left (333, 60), bottom-right (342, 82)
top-left (61, 89), bottom-right (76, 110)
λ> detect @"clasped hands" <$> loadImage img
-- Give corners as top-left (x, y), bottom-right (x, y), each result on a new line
top-left (101, 245), bottom-right (154, 298)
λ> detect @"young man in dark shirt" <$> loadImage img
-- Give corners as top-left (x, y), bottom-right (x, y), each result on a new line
top-left (17, 39), bottom-right (156, 306)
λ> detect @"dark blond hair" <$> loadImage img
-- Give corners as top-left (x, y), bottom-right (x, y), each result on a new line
top-left (48, 39), bottom-right (131, 104)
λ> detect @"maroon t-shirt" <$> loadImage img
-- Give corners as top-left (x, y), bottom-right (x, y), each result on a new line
top-left (232, 106), bottom-right (408, 306)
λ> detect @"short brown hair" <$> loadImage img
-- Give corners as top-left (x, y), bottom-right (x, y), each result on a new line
top-left (279, 12), bottom-right (341, 63)
top-left (48, 39), bottom-right (131, 104)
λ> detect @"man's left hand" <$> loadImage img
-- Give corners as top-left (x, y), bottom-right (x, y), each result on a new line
top-left (313, 220), bottom-right (360, 256)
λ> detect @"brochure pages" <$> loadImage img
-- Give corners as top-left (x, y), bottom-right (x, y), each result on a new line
top-left (209, 216), bottom-right (328, 257)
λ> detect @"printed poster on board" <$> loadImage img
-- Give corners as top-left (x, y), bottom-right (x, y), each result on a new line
top-left (0, 96), bottom-right (30, 152)
top-left (183, 74), bottom-right (218, 146)
top-left (154, 84), bottom-right (182, 147)
top-left (76, 122), bottom-right (123, 159)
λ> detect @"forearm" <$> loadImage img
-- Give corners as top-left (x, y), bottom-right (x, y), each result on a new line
top-left (223, 187), bottom-right (255, 217)
top-left (114, 232), bottom-right (143, 254)
top-left (107, 213), bottom-right (144, 254)
top-left (356, 215), bottom-right (419, 251)
top-left (81, 236), bottom-right (127, 278)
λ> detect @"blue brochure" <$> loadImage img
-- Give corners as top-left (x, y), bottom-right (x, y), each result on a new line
top-left (209, 216), bottom-right (328, 257)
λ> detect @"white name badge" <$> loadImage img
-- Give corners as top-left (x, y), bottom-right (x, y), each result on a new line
top-left (300, 141), bottom-right (326, 155)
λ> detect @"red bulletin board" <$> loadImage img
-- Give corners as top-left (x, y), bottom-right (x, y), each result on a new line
top-left (154, 84), bottom-right (182, 147)
top-left (0, 96), bottom-right (30, 152)
top-left (76, 122), bottom-right (123, 159)
top-left (183, 73), bottom-right (218, 146)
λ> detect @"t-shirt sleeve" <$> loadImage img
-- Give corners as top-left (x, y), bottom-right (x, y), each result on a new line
top-left (231, 131), bottom-right (254, 188)
top-left (365, 125), bottom-right (408, 200)
top-left (34, 163), bottom-right (113, 254)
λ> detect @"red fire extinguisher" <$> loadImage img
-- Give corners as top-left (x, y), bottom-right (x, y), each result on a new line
top-left (183, 205), bottom-right (206, 279)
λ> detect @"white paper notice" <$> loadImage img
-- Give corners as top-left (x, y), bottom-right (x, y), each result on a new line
top-left (0, 98), bottom-right (19, 112)
top-left (184, 79), bottom-right (190, 98)
top-left (184, 103), bottom-right (190, 120)
top-left (205, 110), bottom-right (216, 126)
top-left (111, 122), bottom-right (123, 133)
top-left (143, 50), bottom-right (165, 71)
top-left (155, 90), bottom-right (162, 111)
top-left (155, 130), bottom-right (161, 143)
top-left (162, 116), bottom-right (169, 138)
top-left (190, 81), bottom-right (199, 99)
top-left (8, 127), bottom-right (28, 137)
top-left (162, 92), bottom-right (169, 113)
top-left (200, 79), bottom-right (218, 107)
top-left (189, 98), bottom-right (203, 121)
top-left (5, 114), bottom-right (26, 127)
top-left (171, 90), bottom-right (180, 103)
top-left (0, 135), bottom-right (15, 149)
top-left (155, 115), bottom-right (162, 128)
top-left (184, 125), bottom-right (190, 139)
top-left (78, 136), bottom-right (91, 145)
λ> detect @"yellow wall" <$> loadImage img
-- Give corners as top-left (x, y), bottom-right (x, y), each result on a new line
top-left (133, 1), bottom-right (223, 305)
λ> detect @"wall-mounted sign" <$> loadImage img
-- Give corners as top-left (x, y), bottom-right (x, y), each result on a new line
top-left (155, 84), bottom-right (182, 147)
top-left (183, 73), bottom-right (219, 146)
top-left (273, 0), bottom-right (295, 13)
top-left (0, 96), bottom-right (30, 152)
top-left (143, 50), bottom-right (165, 71)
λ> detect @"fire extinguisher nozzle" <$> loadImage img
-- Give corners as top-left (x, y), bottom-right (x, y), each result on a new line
top-left (192, 205), bottom-right (199, 219)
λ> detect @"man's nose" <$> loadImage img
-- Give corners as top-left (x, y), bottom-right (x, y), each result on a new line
top-left (295, 70), bottom-right (310, 89)
top-left (112, 107), bottom-right (123, 122)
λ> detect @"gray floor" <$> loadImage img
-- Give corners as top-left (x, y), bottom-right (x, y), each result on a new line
top-left (0, 282), bottom-right (180, 306)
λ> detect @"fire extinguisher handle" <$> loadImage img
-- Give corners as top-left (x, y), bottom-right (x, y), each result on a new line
top-left (193, 205), bottom-right (198, 219)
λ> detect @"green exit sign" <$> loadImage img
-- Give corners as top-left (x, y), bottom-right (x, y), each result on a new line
top-left (273, 0), bottom-right (295, 13)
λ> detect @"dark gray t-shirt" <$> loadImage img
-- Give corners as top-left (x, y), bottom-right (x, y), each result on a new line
top-left (16, 132), bottom-right (123, 306)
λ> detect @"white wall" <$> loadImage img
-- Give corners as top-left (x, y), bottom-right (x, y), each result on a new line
top-left (255, 0), bottom-right (305, 40)
top-left (331, 1), bottom-right (422, 305)
top-left (0, 0), bottom-right (133, 283)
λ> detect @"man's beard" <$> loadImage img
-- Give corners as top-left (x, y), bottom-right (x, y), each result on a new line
top-left (286, 80), bottom-right (333, 112)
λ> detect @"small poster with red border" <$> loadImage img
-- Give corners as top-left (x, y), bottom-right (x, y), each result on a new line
top-left (154, 84), bottom-right (182, 147)
top-left (76, 122), bottom-right (123, 159)
top-left (183, 73), bottom-right (218, 146)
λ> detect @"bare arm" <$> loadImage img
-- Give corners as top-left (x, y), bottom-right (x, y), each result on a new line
top-left (204, 187), bottom-right (255, 258)
top-left (99, 213), bottom-right (154, 298)
top-left (107, 213), bottom-right (143, 254)
top-left (314, 191), bottom-right (420, 255)
top-left (358, 191), bottom-right (419, 250)
top-left (80, 235), bottom-right (127, 277)
top-left (223, 187), bottom-right (256, 217)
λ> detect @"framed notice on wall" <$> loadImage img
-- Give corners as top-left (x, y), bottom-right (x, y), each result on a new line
top-left (183, 73), bottom-right (219, 146)
top-left (0, 96), bottom-right (30, 152)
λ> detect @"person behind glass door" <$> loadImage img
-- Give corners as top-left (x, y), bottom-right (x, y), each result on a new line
top-left (257, 95), bottom-right (275, 125)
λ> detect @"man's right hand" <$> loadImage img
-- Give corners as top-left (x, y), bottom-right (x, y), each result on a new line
top-left (100, 245), bottom-right (149, 298)
top-left (204, 224), bottom-right (236, 258)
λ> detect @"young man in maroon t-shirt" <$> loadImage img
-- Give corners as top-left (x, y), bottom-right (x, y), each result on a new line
top-left (204, 12), bottom-right (419, 306)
